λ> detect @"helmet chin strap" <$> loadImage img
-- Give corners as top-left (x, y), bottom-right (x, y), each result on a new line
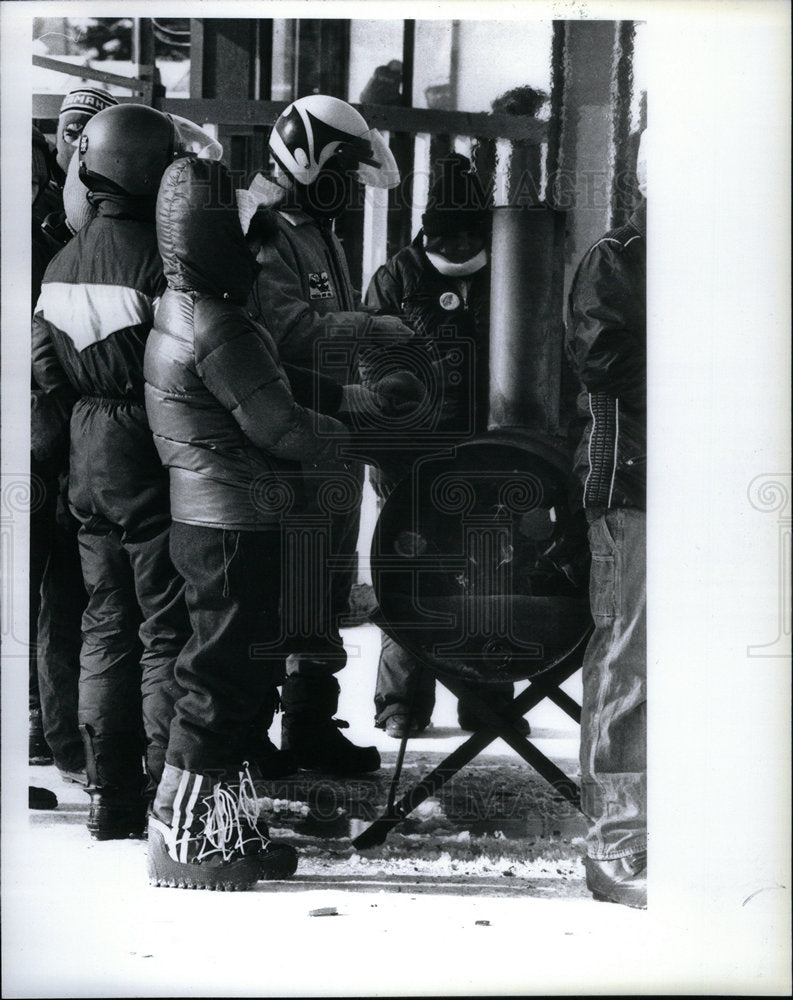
top-left (424, 247), bottom-right (488, 277)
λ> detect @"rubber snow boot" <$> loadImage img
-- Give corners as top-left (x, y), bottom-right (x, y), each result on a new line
top-left (147, 763), bottom-right (296, 890)
top-left (280, 675), bottom-right (380, 775)
top-left (236, 764), bottom-right (299, 880)
top-left (81, 725), bottom-right (148, 840)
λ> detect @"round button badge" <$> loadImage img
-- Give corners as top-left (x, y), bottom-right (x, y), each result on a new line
top-left (439, 291), bottom-right (460, 311)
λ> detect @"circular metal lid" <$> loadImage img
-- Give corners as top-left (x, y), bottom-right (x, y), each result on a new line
top-left (371, 434), bottom-right (592, 684)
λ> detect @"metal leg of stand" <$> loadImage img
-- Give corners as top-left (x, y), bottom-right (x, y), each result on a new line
top-left (438, 674), bottom-right (580, 806)
top-left (382, 660), bottom-right (431, 815)
top-left (353, 728), bottom-right (498, 849)
top-left (352, 638), bottom-right (587, 849)
top-left (545, 686), bottom-right (582, 724)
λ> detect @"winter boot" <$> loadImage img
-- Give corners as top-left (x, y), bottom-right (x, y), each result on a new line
top-left (29, 786), bottom-right (58, 810)
top-left (29, 708), bottom-right (53, 765)
top-left (245, 686), bottom-right (298, 780)
top-left (457, 686), bottom-right (531, 736)
top-left (147, 763), bottom-right (297, 890)
top-left (236, 763), bottom-right (299, 880)
top-left (80, 725), bottom-right (148, 840)
top-left (280, 675), bottom-right (380, 775)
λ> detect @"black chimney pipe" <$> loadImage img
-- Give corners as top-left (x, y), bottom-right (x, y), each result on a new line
top-left (488, 205), bottom-right (567, 438)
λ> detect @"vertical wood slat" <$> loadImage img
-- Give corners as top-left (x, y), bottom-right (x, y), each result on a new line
top-left (361, 130), bottom-right (391, 293)
top-left (493, 139), bottom-right (513, 207)
top-left (401, 21), bottom-right (415, 106)
top-left (610, 21), bottom-right (637, 228)
top-left (189, 19), bottom-right (205, 100)
top-left (295, 19), bottom-right (350, 98)
top-left (411, 133), bottom-right (431, 239)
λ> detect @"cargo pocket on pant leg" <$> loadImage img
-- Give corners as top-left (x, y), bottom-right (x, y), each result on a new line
top-left (588, 515), bottom-right (617, 627)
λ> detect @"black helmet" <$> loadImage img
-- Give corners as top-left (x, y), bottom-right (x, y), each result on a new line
top-left (78, 104), bottom-right (176, 197)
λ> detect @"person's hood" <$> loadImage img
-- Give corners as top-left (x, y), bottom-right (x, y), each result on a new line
top-left (156, 156), bottom-right (257, 303)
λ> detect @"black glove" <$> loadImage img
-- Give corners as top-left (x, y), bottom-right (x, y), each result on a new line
top-left (370, 371), bottom-right (426, 415)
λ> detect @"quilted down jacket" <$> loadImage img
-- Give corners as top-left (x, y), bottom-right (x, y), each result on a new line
top-left (143, 157), bottom-right (349, 530)
top-left (565, 199), bottom-right (646, 510)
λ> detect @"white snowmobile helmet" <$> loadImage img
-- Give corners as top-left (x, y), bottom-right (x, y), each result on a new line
top-left (269, 94), bottom-right (399, 189)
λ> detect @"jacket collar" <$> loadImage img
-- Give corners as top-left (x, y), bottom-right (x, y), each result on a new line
top-left (91, 191), bottom-right (157, 222)
top-left (278, 207), bottom-right (316, 228)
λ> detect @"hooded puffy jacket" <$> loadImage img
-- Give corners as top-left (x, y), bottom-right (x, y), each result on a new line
top-left (565, 200), bottom-right (646, 510)
top-left (143, 158), bottom-right (349, 530)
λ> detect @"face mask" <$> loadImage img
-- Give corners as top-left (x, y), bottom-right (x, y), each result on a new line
top-left (424, 247), bottom-right (488, 277)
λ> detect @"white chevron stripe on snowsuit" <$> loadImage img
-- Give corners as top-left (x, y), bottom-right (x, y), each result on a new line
top-left (35, 282), bottom-right (155, 353)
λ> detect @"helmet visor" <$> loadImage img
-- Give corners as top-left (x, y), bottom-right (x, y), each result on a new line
top-left (168, 114), bottom-right (224, 161)
top-left (356, 128), bottom-right (400, 189)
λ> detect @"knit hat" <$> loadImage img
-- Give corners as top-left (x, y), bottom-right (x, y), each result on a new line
top-left (421, 153), bottom-right (490, 237)
top-left (59, 87), bottom-right (117, 118)
top-left (62, 152), bottom-right (96, 234)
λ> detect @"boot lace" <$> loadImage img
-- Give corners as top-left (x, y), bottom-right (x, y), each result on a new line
top-left (238, 762), bottom-right (271, 848)
top-left (194, 775), bottom-right (264, 863)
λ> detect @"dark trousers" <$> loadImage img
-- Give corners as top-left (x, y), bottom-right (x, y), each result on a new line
top-left (284, 462), bottom-right (362, 678)
top-left (165, 523), bottom-right (283, 774)
top-left (29, 468), bottom-right (85, 767)
top-left (76, 514), bottom-right (187, 769)
top-left (374, 634), bottom-right (436, 726)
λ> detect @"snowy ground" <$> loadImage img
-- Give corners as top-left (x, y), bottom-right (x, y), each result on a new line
top-left (4, 624), bottom-right (788, 997)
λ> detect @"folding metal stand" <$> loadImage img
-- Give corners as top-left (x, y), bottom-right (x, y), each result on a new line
top-left (351, 629), bottom-right (588, 850)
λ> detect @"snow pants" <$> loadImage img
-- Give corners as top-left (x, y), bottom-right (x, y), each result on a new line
top-left (69, 397), bottom-right (189, 784)
top-left (164, 523), bottom-right (283, 774)
top-left (29, 466), bottom-right (85, 770)
top-left (75, 513), bottom-right (187, 779)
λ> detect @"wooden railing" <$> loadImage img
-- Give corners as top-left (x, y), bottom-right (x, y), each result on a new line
top-left (33, 58), bottom-right (546, 292)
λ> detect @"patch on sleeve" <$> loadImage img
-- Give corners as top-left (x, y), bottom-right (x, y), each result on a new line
top-left (308, 271), bottom-right (333, 300)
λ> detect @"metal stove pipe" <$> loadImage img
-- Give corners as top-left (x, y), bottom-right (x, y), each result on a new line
top-left (488, 205), bottom-right (567, 437)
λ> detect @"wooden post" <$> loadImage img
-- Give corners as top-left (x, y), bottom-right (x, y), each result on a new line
top-left (189, 19), bottom-right (266, 176)
top-left (552, 19), bottom-right (621, 299)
